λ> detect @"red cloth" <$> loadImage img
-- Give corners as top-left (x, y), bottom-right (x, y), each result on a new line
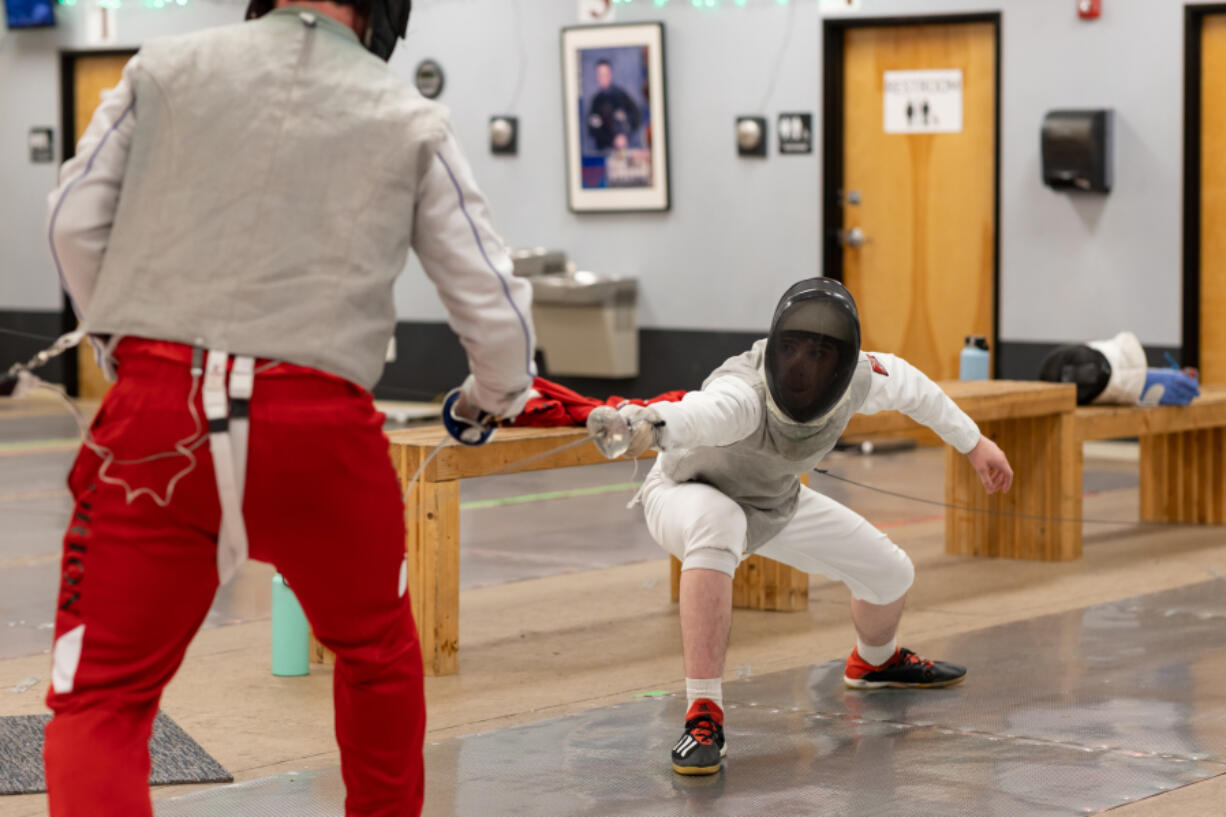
top-left (510, 376), bottom-right (686, 427)
top-left (45, 339), bottom-right (424, 817)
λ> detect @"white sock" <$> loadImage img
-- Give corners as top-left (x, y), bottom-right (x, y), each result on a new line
top-left (856, 636), bottom-right (897, 667)
top-left (686, 677), bottom-right (723, 711)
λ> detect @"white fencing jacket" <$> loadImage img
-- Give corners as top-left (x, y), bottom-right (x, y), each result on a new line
top-left (46, 8), bottom-right (535, 413)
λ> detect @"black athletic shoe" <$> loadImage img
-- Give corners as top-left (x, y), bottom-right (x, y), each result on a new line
top-left (671, 699), bottom-right (726, 775)
top-left (843, 647), bottom-right (967, 689)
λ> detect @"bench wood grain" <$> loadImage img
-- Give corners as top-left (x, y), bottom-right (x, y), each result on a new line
top-left (1076, 384), bottom-right (1226, 526)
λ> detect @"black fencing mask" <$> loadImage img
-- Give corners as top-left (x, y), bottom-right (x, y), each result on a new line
top-left (764, 278), bottom-right (861, 424)
top-left (1038, 344), bottom-right (1112, 405)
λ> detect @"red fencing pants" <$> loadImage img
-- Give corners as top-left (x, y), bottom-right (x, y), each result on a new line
top-left (43, 341), bottom-right (425, 817)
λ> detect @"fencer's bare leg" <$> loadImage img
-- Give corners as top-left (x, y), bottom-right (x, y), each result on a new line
top-left (849, 594), bottom-right (906, 649)
top-left (680, 568), bottom-right (733, 678)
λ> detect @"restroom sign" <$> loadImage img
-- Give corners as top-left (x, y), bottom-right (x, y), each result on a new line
top-left (883, 69), bottom-right (962, 134)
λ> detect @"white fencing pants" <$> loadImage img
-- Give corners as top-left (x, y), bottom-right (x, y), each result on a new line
top-left (641, 464), bottom-right (915, 605)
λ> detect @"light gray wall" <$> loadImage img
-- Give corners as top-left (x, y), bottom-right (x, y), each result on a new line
top-left (0, 0), bottom-right (245, 311)
top-left (1, 0), bottom-right (1214, 348)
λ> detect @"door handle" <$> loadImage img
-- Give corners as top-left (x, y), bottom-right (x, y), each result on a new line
top-left (839, 226), bottom-right (870, 248)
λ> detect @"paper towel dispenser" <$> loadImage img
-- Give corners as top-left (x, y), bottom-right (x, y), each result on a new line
top-left (1041, 109), bottom-right (1113, 193)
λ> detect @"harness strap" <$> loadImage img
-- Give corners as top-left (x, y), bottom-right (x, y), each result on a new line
top-left (203, 349), bottom-right (255, 584)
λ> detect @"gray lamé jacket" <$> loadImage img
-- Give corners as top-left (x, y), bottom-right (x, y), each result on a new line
top-left (651, 341), bottom-right (981, 552)
top-left (48, 8), bottom-right (535, 410)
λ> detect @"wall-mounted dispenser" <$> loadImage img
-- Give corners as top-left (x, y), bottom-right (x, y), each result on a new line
top-left (1040, 109), bottom-right (1113, 193)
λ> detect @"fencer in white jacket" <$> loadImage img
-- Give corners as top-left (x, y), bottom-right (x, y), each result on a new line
top-left (609, 278), bottom-right (1013, 776)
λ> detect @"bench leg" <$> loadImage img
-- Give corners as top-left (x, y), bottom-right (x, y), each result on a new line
top-left (306, 473), bottom-right (461, 674)
top-left (667, 472), bottom-right (809, 611)
top-left (669, 555), bottom-right (809, 612)
top-left (946, 413), bottom-right (1081, 560)
top-left (404, 477), bottom-right (461, 676)
top-left (1140, 429), bottom-right (1226, 524)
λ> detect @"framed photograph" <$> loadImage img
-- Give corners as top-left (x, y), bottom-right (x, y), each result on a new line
top-left (561, 22), bottom-right (670, 213)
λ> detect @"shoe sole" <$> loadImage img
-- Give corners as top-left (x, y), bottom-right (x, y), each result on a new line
top-left (671, 745), bottom-right (727, 776)
top-left (842, 674), bottom-right (967, 690)
top-left (672, 761), bottom-right (722, 775)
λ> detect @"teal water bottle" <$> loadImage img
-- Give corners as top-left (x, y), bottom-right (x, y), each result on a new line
top-left (271, 573), bottom-right (310, 677)
top-left (959, 335), bottom-right (990, 380)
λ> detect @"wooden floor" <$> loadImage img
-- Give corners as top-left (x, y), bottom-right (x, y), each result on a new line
top-left (1, 395), bottom-right (1224, 815)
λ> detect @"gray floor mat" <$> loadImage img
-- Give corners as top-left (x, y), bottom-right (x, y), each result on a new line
top-left (0, 710), bottom-right (232, 795)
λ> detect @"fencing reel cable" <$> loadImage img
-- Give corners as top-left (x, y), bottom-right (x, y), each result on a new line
top-left (813, 467), bottom-right (1214, 530)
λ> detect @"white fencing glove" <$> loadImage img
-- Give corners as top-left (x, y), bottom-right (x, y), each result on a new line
top-left (618, 404), bottom-right (665, 458)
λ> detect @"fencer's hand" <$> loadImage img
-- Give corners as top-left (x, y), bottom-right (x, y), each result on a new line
top-left (445, 378), bottom-right (496, 445)
top-left (619, 404), bottom-right (664, 458)
top-left (967, 436), bottom-right (1013, 494)
top-left (452, 387), bottom-right (483, 424)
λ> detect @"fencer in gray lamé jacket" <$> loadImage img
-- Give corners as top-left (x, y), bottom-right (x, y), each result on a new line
top-left (649, 341), bottom-right (982, 553)
top-left (47, 7), bottom-right (534, 413)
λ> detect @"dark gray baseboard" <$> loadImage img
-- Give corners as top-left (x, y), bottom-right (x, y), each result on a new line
top-left (0, 315), bottom-right (760, 401)
top-left (375, 327), bottom-right (1187, 404)
top-left (374, 322), bottom-right (762, 402)
top-left (996, 340), bottom-right (1182, 380)
top-left (6, 312), bottom-right (1183, 403)
top-left (0, 310), bottom-right (65, 386)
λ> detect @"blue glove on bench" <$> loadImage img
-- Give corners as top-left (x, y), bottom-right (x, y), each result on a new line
top-left (1139, 369), bottom-right (1200, 406)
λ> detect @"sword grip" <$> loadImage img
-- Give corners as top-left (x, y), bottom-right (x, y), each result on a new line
top-left (442, 388), bottom-right (496, 446)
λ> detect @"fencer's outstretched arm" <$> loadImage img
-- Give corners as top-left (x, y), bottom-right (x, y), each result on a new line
top-left (647, 376), bottom-right (761, 449)
top-left (46, 56), bottom-right (140, 319)
top-left (856, 352), bottom-right (981, 453)
top-left (413, 130), bottom-right (536, 418)
top-left (858, 352), bottom-right (1012, 492)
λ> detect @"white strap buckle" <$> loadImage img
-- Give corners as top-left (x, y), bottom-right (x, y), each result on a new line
top-left (202, 350), bottom-right (229, 424)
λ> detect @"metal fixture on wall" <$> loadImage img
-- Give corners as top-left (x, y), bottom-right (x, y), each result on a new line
top-left (414, 59), bottom-right (445, 99)
top-left (490, 116), bottom-right (518, 155)
top-left (736, 116), bottom-right (767, 157)
top-left (28, 128), bottom-right (53, 163)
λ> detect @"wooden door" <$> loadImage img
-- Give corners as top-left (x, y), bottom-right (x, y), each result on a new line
top-left (70, 54), bottom-right (131, 400)
top-left (839, 22), bottom-right (996, 381)
top-left (1201, 15), bottom-right (1226, 385)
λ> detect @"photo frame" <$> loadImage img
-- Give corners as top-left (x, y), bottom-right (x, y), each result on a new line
top-left (561, 22), bottom-right (670, 213)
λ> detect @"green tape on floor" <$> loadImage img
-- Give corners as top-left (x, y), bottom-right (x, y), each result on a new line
top-left (460, 482), bottom-right (641, 511)
top-left (0, 438), bottom-right (78, 454)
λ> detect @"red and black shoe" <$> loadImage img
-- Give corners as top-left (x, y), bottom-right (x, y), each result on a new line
top-left (670, 698), bottom-right (726, 775)
top-left (843, 647), bottom-right (967, 689)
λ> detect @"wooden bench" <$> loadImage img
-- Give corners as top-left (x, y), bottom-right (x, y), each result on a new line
top-left (665, 379), bottom-right (1082, 606)
top-left (845, 380), bottom-right (1081, 558)
top-left (1074, 383), bottom-right (1226, 524)
top-left (320, 380), bottom-right (1078, 675)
